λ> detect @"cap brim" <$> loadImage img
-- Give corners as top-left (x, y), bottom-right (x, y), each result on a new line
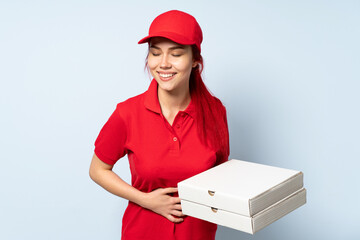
top-left (138, 32), bottom-right (195, 46)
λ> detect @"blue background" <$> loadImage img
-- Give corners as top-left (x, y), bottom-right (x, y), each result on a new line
top-left (1, 1), bottom-right (359, 239)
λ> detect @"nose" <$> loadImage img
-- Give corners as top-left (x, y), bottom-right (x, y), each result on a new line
top-left (160, 54), bottom-right (171, 69)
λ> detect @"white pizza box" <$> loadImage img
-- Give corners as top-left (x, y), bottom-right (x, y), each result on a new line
top-left (178, 159), bottom-right (304, 217)
top-left (177, 159), bottom-right (306, 233)
top-left (181, 187), bottom-right (306, 234)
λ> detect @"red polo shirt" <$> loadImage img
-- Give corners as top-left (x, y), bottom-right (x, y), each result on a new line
top-left (94, 79), bottom-right (229, 240)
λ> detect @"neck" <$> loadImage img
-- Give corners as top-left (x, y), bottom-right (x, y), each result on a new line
top-left (158, 87), bottom-right (191, 113)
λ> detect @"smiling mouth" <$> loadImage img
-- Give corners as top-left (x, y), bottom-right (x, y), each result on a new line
top-left (158, 72), bottom-right (176, 78)
top-left (157, 72), bottom-right (177, 81)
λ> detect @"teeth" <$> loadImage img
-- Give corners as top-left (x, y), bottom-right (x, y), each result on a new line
top-left (159, 73), bottom-right (175, 78)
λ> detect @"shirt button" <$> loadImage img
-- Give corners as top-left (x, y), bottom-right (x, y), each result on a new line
top-left (176, 124), bottom-right (180, 129)
top-left (181, 113), bottom-right (186, 117)
top-left (173, 137), bottom-right (178, 142)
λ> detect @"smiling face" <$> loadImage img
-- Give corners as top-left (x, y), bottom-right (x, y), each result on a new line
top-left (147, 37), bottom-right (197, 95)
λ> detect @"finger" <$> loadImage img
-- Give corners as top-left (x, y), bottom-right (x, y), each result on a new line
top-left (173, 203), bottom-right (182, 211)
top-left (173, 203), bottom-right (187, 217)
top-left (151, 188), bottom-right (163, 194)
top-left (171, 210), bottom-right (186, 217)
top-left (168, 215), bottom-right (183, 223)
top-left (171, 197), bottom-right (181, 204)
top-left (163, 187), bottom-right (178, 194)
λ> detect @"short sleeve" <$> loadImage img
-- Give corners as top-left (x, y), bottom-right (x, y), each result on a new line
top-left (94, 104), bottom-right (127, 165)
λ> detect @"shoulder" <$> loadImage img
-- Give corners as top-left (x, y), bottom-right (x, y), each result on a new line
top-left (115, 91), bottom-right (146, 113)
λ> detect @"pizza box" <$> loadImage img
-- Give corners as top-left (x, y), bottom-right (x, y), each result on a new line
top-left (177, 159), bottom-right (306, 234)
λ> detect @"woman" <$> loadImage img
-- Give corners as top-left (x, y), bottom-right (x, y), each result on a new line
top-left (90, 10), bottom-right (229, 240)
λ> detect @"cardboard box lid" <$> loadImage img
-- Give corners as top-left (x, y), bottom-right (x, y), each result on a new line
top-left (178, 159), bottom-right (303, 216)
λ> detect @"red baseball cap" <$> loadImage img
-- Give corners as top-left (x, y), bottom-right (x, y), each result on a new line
top-left (138, 10), bottom-right (203, 52)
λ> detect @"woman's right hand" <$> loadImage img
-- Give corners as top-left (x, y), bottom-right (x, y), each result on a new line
top-left (140, 187), bottom-right (185, 223)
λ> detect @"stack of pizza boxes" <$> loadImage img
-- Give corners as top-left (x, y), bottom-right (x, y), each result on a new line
top-left (178, 159), bottom-right (306, 234)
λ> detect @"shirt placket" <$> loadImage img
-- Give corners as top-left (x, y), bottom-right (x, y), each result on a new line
top-left (161, 112), bottom-right (186, 152)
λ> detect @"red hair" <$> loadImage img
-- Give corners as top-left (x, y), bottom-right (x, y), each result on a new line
top-left (189, 45), bottom-right (229, 162)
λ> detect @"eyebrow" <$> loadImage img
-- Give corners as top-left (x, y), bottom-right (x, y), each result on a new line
top-left (149, 45), bottom-right (185, 50)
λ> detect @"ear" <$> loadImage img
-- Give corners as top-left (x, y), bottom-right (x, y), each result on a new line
top-left (192, 60), bottom-right (198, 68)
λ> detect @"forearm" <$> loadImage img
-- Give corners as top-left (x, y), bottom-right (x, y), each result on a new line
top-left (89, 154), bottom-right (184, 223)
top-left (89, 159), bottom-right (146, 207)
